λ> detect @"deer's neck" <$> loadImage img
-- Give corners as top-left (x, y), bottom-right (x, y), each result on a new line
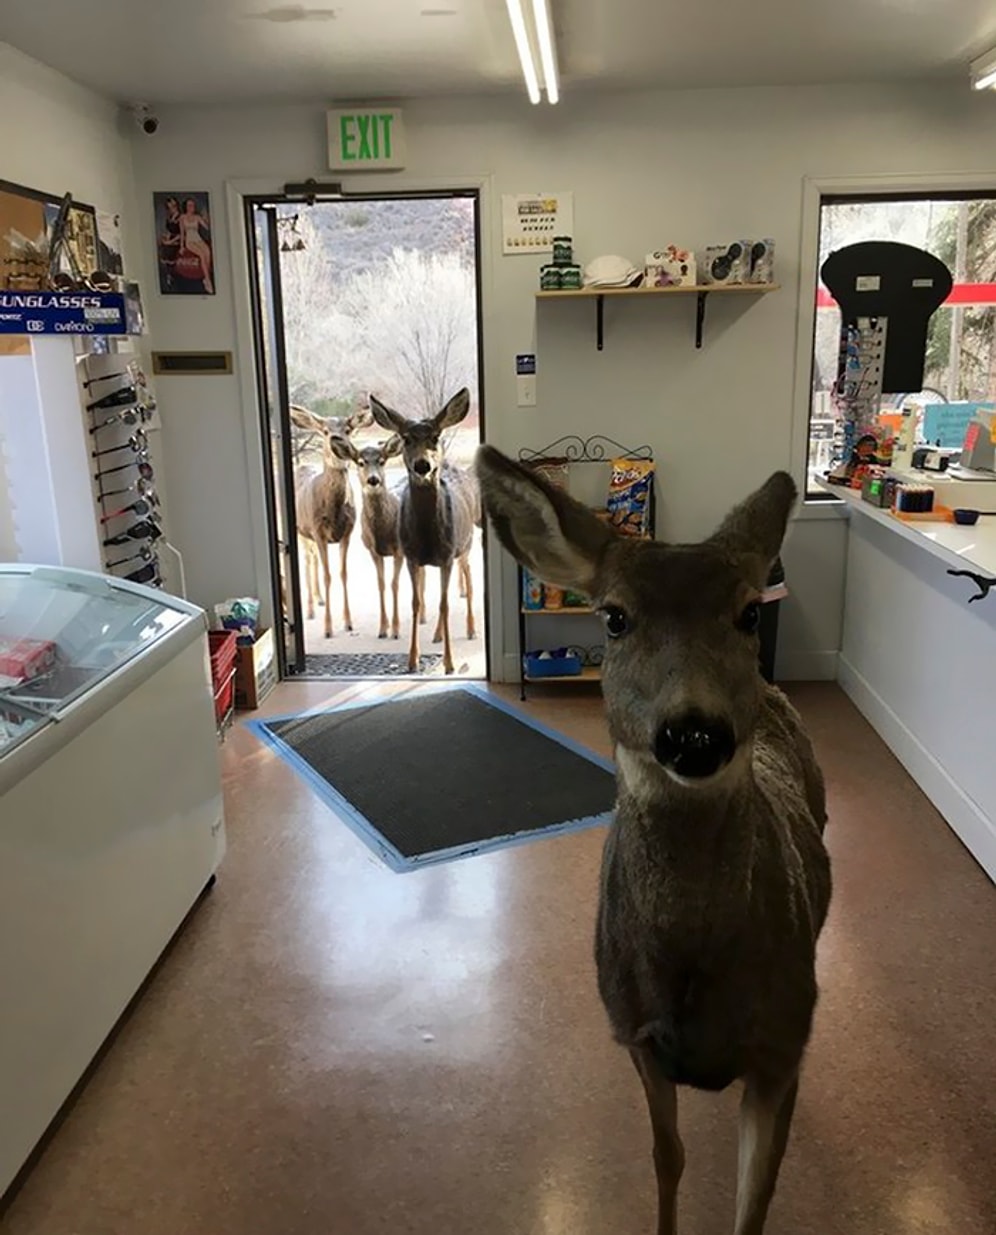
top-left (615, 744), bottom-right (758, 863)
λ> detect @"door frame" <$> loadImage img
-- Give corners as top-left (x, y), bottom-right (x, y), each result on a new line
top-left (227, 175), bottom-right (500, 680)
top-left (244, 201), bottom-right (307, 676)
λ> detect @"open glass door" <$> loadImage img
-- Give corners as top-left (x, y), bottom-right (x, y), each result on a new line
top-left (246, 202), bottom-right (306, 675)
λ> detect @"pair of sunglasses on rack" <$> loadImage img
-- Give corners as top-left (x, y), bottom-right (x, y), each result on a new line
top-left (101, 476), bottom-right (158, 501)
top-left (124, 559), bottom-right (161, 586)
top-left (92, 430), bottom-right (148, 458)
top-left (86, 384), bottom-right (152, 412)
top-left (50, 270), bottom-right (118, 294)
top-left (100, 497), bottom-right (156, 523)
top-left (90, 404), bottom-right (155, 433)
top-left (106, 545), bottom-right (156, 570)
top-left (102, 518), bottom-right (161, 547)
top-left (96, 458), bottom-right (154, 482)
top-left (83, 367), bottom-right (143, 390)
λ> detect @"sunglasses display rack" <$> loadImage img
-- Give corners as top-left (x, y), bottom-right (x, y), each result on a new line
top-left (80, 352), bottom-right (166, 590)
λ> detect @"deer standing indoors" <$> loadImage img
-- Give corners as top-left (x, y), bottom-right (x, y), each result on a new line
top-left (475, 445), bottom-right (832, 1235)
top-left (369, 389), bottom-right (478, 674)
top-left (290, 403), bottom-right (370, 638)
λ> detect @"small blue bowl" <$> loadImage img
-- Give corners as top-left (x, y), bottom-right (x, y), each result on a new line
top-left (953, 508), bottom-right (980, 525)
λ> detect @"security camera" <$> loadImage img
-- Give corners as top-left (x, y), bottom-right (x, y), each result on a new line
top-left (131, 103), bottom-right (159, 135)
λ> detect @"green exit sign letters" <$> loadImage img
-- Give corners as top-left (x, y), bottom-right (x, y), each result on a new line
top-left (327, 109), bottom-right (406, 171)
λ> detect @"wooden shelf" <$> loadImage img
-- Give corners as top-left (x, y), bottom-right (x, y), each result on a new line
top-left (524, 666), bottom-right (602, 684)
top-left (535, 282), bottom-right (779, 349)
top-left (535, 283), bottom-right (779, 299)
top-left (520, 605), bottom-right (596, 615)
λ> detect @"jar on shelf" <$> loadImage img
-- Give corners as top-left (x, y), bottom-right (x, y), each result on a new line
top-left (540, 264), bottom-right (562, 291)
top-left (552, 235), bottom-right (573, 265)
top-left (559, 263), bottom-right (583, 290)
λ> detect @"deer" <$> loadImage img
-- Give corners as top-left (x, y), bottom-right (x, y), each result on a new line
top-left (475, 445), bottom-right (832, 1235)
top-left (289, 403), bottom-right (371, 638)
top-left (327, 434), bottom-right (406, 639)
top-left (369, 388), bottom-right (479, 674)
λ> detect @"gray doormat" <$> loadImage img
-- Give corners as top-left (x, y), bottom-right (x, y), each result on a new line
top-left (248, 685), bottom-right (615, 870)
top-left (302, 652), bottom-right (446, 678)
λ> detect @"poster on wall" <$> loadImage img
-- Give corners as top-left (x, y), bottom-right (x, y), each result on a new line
top-left (0, 178), bottom-right (100, 291)
top-left (501, 191), bottom-right (574, 255)
top-left (153, 191), bottom-right (215, 295)
top-left (96, 208), bottom-right (124, 277)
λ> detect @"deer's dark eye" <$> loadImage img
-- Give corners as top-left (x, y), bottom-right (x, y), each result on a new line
top-left (601, 606), bottom-right (629, 639)
top-left (737, 601), bottom-right (761, 634)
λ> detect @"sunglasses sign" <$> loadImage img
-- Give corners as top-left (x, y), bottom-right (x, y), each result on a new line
top-left (0, 290), bottom-right (130, 336)
top-left (326, 108), bottom-right (406, 171)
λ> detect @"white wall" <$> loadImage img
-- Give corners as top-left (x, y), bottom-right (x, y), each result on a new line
top-left (126, 82), bottom-right (996, 677)
top-left (0, 44), bottom-right (140, 562)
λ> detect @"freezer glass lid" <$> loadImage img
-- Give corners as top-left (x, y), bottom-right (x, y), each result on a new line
top-left (0, 567), bottom-right (186, 755)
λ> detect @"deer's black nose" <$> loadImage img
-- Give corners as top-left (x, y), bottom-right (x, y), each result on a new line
top-left (367, 475), bottom-right (381, 486)
top-left (654, 714), bottom-right (735, 779)
top-left (413, 459), bottom-right (431, 476)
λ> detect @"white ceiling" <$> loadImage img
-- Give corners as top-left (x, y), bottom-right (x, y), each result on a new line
top-left (2, 0), bottom-right (996, 105)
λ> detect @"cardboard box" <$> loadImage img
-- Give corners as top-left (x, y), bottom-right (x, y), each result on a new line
top-left (234, 627), bottom-right (277, 710)
top-left (0, 637), bottom-right (57, 684)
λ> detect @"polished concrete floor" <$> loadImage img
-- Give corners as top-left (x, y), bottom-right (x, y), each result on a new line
top-left (3, 682), bottom-right (995, 1235)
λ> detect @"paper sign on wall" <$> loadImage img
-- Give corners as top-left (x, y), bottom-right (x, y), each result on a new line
top-left (502, 192), bottom-right (573, 254)
top-left (327, 109), bottom-right (406, 171)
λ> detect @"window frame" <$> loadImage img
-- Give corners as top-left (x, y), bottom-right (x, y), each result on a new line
top-left (791, 172), bottom-right (996, 509)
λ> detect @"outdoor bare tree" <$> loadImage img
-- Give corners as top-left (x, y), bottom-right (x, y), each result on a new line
top-left (341, 248), bottom-right (477, 417)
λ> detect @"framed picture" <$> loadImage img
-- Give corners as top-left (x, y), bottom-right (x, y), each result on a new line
top-left (0, 178), bottom-right (100, 291)
top-left (154, 191), bottom-right (215, 295)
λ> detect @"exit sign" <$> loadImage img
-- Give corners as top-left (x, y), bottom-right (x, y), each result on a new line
top-left (327, 109), bottom-right (406, 171)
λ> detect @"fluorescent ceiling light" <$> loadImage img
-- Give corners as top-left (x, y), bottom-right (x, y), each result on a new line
top-left (531, 0), bottom-right (560, 105)
top-left (505, 0), bottom-right (541, 104)
top-left (970, 47), bottom-right (996, 90)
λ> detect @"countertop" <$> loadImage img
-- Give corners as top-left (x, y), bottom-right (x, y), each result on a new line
top-left (816, 482), bottom-right (996, 579)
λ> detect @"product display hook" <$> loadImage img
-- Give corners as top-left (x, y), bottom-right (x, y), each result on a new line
top-left (946, 568), bottom-right (996, 603)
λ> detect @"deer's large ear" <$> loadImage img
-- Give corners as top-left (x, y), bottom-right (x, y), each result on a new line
top-left (383, 434), bottom-right (404, 459)
top-left (348, 406), bottom-right (374, 432)
top-left (475, 445), bottom-right (613, 592)
top-left (327, 434), bottom-right (358, 464)
top-left (434, 388), bottom-right (471, 431)
top-left (369, 395), bottom-right (408, 435)
top-left (708, 471), bottom-right (796, 587)
top-left (289, 404), bottom-right (321, 432)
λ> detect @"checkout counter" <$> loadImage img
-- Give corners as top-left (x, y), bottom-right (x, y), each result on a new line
top-left (822, 420), bottom-right (996, 886)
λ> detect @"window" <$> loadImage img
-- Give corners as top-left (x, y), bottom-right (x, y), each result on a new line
top-left (807, 192), bottom-right (996, 496)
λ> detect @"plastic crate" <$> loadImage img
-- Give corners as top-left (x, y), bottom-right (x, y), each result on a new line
top-left (208, 630), bottom-right (238, 730)
top-left (523, 650), bottom-right (583, 678)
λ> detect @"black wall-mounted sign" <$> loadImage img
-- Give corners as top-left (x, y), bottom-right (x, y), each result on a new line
top-left (820, 241), bottom-right (953, 393)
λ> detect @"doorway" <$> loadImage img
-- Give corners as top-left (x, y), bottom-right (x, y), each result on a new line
top-left (246, 191), bottom-right (487, 681)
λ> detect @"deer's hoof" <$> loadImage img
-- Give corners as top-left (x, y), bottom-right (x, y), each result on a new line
top-left (378, 631), bottom-right (388, 640)
top-left (444, 664), bottom-right (455, 675)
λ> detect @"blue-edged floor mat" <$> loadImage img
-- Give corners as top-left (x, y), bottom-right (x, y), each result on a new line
top-left (247, 684), bottom-right (615, 872)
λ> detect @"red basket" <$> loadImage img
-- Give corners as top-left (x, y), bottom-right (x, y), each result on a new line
top-left (208, 630), bottom-right (238, 727)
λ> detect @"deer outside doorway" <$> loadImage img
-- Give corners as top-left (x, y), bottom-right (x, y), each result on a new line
top-left (247, 191), bottom-right (487, 681)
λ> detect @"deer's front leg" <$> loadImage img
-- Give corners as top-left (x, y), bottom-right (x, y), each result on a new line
top-left (407, 561), bottom-right (422, 672)
top-left (733, 1072), bottom-right (798, 1235)
top-left (339, 531), bottom-right (353, 632)
top-left (390, 552), bottom-right (402, 639)
top-left (373, 552), bottom-right (388, 638)
top-left (303, 542), bottom-right (315, 620)
top-left (438, 560), bottom-right (454, 674)
top-left (461, 554), bottom-right (476, 639)
top-left (418, 570), bottom-right (427, 625)
top-left (631, 1045), bottom-right (683, 1235)
top-left (319, 541), bottom-right (333, 638)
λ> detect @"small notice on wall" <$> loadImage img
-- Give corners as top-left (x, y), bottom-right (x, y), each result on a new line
top-left (502, 192), bottom-right (573, 255)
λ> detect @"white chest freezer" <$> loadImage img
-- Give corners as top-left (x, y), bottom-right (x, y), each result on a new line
top-left (0, 564), bottom-right (225, 1197)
